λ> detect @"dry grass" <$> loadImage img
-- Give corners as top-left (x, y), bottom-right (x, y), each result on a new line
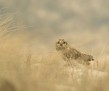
top-left (0, 15), bottom-right (109, 91)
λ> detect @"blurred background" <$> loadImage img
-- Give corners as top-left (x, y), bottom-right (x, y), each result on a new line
top-left (0, 0), bottom-right (109, 38)
top-left (0, 1), bottom-right (109, 91)
top-left (0, 0), bottom-right (109, 55)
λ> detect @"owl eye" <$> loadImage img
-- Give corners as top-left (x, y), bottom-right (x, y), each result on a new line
top-left (63, 41), bottom-right (66, 44)
top-left (57, 41), bottom-right (60, 44)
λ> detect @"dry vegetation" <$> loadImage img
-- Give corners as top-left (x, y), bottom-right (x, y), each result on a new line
top-left (0, 15), bottom-right (109, 91)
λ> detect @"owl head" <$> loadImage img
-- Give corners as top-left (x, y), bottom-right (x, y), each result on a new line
top-left (56, 39), bottom-right (69, 51)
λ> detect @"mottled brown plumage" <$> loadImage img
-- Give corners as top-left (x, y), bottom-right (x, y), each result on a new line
top-left (56, 39), bottom-right (94, 65)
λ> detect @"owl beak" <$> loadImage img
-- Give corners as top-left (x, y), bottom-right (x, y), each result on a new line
top-left (92, 59), bottom-right (94, 61)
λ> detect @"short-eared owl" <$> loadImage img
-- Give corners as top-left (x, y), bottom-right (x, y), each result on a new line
top-left (56, 39), bottom-right (94, 65)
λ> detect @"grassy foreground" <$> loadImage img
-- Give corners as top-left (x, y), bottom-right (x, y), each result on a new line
top-left (0, 16), bottom-right (109, 91)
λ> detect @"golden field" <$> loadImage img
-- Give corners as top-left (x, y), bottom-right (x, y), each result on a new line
top-left (0, 0), bottom-right (109, 91)
top-left (0, 14), bottom-right (109, 91)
